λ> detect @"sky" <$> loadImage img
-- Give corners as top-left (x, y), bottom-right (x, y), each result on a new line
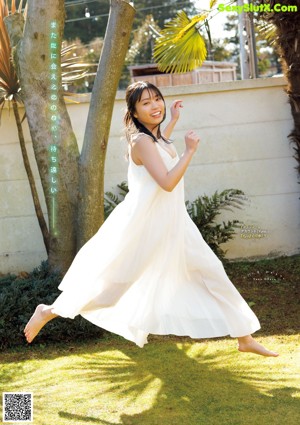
top-left (193, 0), bottom-right (231, 40)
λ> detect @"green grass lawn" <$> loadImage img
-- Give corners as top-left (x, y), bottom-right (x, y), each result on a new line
top-left (1, 334), bottom-right (299, 425)
top-left (0, 254), bottom-right (299, 425)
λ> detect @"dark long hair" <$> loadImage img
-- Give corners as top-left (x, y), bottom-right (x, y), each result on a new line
top-left (124, 80), bottom-right (170, 144)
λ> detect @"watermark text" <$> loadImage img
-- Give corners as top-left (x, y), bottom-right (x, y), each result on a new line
top-left (218, 3), bottom-right (298, 14)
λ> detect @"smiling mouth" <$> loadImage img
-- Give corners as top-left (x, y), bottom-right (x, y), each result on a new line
top-left (151, 111), bottom-right (162, 117)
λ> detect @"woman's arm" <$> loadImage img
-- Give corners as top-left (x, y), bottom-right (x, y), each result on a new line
top-left (132, 131), bottom-right (200, 192)
top-left (162, 100), bottom-right (183, 140)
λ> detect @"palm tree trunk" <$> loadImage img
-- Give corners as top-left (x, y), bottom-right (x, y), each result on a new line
top-left (12, 98), bottom-right (50, 253)
top-left (264, 1), bottom-right (300, 176)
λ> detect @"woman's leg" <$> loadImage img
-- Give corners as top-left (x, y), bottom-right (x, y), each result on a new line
top-left (24, 304), bottom-right (59, 343)
top-left (237, 335), bottom-right (279, 357)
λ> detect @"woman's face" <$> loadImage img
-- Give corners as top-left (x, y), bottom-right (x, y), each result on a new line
top-left (133, 89), bottom-right (165, 131)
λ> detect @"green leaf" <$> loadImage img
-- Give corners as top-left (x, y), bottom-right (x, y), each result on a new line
top-left (153, 11), bottom-right (207, 74)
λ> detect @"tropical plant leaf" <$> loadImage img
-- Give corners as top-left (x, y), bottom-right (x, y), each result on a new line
top-left (117, 181), bottom-right (129, 194)
top-left (104, 182), bottom-right (128, 220)
top-left (153, 10), bottom-right (208, 73)
top-left (60, 43), bottom-right (95, 91)
top-left (0, 2), bottom-right (93, 118)
top-left (257, 20), bottom-right (278, 46)
top-left (184, 188), bottom-right (247, 260)
top-left (0, 0), bottom-right (20, 121)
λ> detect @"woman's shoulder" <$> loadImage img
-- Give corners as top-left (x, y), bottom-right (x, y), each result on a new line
top-left (130, 132), bottom-right (154, 145)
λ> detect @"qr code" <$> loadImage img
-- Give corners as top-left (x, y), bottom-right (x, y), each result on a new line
top-left (3, 393), bottom-right (33, 422)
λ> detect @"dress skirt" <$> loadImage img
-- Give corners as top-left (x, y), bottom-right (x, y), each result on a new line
top-left (51, 137), bottom-right (260, 347)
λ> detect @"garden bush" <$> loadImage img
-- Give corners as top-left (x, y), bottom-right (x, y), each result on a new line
top-left (186, 188), bottom-right (247, 260)
top-left (104, 181), bottom-right (128, 219)
top-left (0, 261), bottom-right (104, 350)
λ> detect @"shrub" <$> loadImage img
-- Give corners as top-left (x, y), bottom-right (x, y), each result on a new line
top-left (186, 189), bottom-right (247, 260)
top-left (104, 181), bottom-right (128, 219)
top-left (0, 261), bottom-right (104, 350)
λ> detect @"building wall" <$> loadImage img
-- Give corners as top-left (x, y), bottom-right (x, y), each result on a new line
top-left (129, 61), bottom-right (237, 86)
top-left (0, 77), bottom-right (299, 273)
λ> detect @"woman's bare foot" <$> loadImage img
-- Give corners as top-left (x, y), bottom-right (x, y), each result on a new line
top-left (237, 335), bottom-right (279, 357)
top-left (24, 304), bottom-right (58, 343)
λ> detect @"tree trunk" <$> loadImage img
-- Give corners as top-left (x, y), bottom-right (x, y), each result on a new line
top-left (12, 98), bottom-right (50, 254)
top-left (5, 0), bottom-right (136, 273)
top-left (9, 0), bottom-right (80, 274)
top-left (264, 1), bottom-right (300, 176)
top-left (77, 0), bottom-right (135, 249)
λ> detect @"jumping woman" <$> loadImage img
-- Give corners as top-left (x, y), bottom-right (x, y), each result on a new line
top-left (24, 81), bottom-right (278, 357)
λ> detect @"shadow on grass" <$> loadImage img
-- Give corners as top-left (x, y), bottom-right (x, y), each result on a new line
top-left (1, 256), bottom-right (299, 423)
top-left (54, 340), bottom-right (299, 425)
top-left (59, 411), bottom-right (114, 424)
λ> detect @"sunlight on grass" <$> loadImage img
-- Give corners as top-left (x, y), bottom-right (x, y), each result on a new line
top-left (0, 334), bottom-right (299, 425)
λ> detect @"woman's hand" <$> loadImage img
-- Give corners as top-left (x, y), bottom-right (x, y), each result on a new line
top-left (170, 100), bottom-right (183, 122)
top-left (185, 130), bottom-right (200, 154)
top-left (162, 100), bottom-right (183, 140)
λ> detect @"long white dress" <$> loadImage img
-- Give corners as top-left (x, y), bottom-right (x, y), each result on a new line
top-left (51, 134), bottom-right (260, 347)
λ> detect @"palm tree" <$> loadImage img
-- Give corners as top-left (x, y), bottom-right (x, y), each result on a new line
top-left (153, 0), bottom-right (300, 176)
top-left (259, 0), bottom-right (300, 176)
top-left (153, 9), bottom-right (209, 73)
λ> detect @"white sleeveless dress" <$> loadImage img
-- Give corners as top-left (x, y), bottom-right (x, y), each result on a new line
top-left (51, 134), bottom-right (260, 347)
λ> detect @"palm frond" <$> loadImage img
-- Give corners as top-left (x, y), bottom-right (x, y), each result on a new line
top-left (0, 2), bottom-right (92, 117)
top-left (60, 43), bottom-right (96, 87)
top-left (209, 0), bottom-right (218, 9)
top-left (153, 11), bottom-right (207, 73)
top-left (257, 20), bottom-right (278, 46)
top-left (0, 0), bottom-right (20, 120)
top-left (62, 71), bottom-right (90, 82)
